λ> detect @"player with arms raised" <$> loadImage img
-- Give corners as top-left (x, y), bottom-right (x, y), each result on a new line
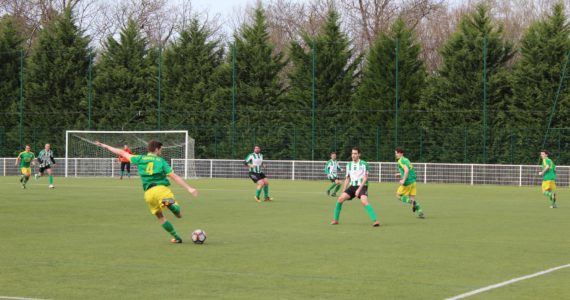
top-left (96, 140), bottom-right (199, 243)
top-left (15, 145), bottom-right (35, 189)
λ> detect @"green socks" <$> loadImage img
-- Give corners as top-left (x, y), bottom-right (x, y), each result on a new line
top-left (333, 202), bottom-right (343, 221)
top-left (161, 220), bottom-right (181, 240)
top-left (48, 175), bottom-right (53, 185)
top-left (400, 195), bottom-right (410, 204)
top-left (168, 203), bottom-right (181, 215)
top-left (333, 185), bottom-right (341, 194)
top-left (364, 204), bottom-right (378, 221)
top-left (255, 189), bottom-right (261, 199)
top-left (327, 183), bottom-right (336, 192)
top-left (263, 185), bottom-right (269, 197)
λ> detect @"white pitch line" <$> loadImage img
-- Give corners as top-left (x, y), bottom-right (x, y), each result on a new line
top-left (446, 263), bottom-right (570, 300)
top-left (0, 297), bottom-right (49, 300)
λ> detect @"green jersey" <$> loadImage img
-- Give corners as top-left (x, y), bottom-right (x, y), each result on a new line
top-left (245, 152), bottom-right (263, 173)
top-left (397, 157), bottom-right (416, 186)
top-left (324, 159), bottom-right (341, 177)
top-left (130, 154), bottom-right (173, 191)
top-left (541, 158), bottom-right (556, 181)
top-left (17, 151), bottom-right (35, 168)
top-left (345, 160), bottom-right (369, 186)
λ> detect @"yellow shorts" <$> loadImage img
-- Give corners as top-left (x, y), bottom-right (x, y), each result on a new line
top-left (542, 180), bottom-right (556, 192)
top-left (21, 167), bottom-right (31, 176)
top-left (144, 185), bottom-right (177, 215)
top-left (397, 182), bottom-right (417, 197)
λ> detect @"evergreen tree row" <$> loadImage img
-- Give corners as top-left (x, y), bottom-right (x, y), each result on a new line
top-left (1, 4), bottom-right (570, 164)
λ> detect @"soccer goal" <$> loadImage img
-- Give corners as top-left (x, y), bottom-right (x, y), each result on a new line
top-left (65, 130), bottom-right (196, 179)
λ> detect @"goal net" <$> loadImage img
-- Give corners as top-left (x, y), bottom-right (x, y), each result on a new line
top-left (65, 130), bottom-right (196, 179)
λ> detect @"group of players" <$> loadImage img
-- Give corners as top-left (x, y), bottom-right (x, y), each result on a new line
top-left (15, 143), bottom-right (56, 189)
top-left (16, 140), bottom-right (559, 243)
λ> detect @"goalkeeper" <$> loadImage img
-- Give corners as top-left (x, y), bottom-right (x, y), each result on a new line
top-left (324, 151), bottom-right (342, 196)
top-left (96, 140), bottom-right (199, 244)
top-left (35, 143), bottom-right (56, 189)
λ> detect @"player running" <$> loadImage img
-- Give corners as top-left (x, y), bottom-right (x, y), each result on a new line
top-left (35, 143), bottom-right (56, 189)
top-left (96, 140), bottom-right (199, 244)
top-left (394, 148), bottom-right (425, 218)
top-left (331, 147), bottom-right (380, 227)
top-left (245, 145), bottom-right (272, 202)
top-left (15, 145), bottom-right (36, 189)
top-left (539, 150), bottom-right (557, 208)
top-left (324, 151), bottom-right (342, 197)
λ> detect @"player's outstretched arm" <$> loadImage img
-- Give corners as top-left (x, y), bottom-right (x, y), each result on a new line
top-left (95, 141), bottom-right (133, 161)
top-left (168, 172), bottom-right (199, 197)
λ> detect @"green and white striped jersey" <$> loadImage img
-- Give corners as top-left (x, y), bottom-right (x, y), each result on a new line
top-left (345, 160), bottom-right (369, 186)
top-left (245, 152), bottom-right (263, 173)
top-left (38, 149), bottom-right (55, 166)
top-left (324, 159), bottom-right (341, 176)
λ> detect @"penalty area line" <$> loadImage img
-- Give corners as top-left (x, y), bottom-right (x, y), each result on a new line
top-left (445, 263), bottom-right (570, 300)
top-left (0, 297), bottom-right (50, 300)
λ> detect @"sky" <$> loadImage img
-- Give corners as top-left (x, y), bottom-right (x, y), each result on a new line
top-left (191, 0), bottom-right (259, 19)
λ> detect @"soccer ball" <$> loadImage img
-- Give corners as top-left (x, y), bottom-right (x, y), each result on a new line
top-left (191, 229), bottom-right (207, 244)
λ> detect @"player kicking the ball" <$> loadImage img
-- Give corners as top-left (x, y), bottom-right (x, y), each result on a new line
top-left (331, 147), bottom-right (380, 227)
top-left (96, 140), bottom-right (199, 244)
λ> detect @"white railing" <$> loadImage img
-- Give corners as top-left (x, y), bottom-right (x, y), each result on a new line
top-left (1, 158), bottom-right (563, 187)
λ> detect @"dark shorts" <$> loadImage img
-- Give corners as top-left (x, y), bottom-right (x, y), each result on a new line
top-left (39, 165), bottom-right (51, 173)
top-left (344, 185), bottom-right (368, 200)
top-left (249, 172), bottom-right (266, 183)
top-left (328, 175), bottom-right (339, 182)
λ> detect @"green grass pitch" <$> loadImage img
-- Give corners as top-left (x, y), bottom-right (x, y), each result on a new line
top-left (1, 177), bottom-right (569, 300)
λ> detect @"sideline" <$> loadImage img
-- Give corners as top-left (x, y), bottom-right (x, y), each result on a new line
top-left (445, 263), bottom-right (570, 299)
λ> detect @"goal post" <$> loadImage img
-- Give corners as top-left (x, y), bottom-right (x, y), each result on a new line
top-left (65, 130), bottom-right (196, 179)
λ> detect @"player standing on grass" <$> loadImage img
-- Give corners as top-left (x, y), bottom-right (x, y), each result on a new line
top-left (394, 148), bottom-right (425, 218)
top-left (15, 145), bottom-right (35, 189)
top-left (324, 151), bottom-right (342, 197)
top-left (118, 144), bottom-right (133, 179)
top-left (96, 140), bottom-right (199, 243)
top-left (539, 150), bottom-right (557, 208)
top-left (35, 143), bottom-right (56, 189)
top-left (245, 145), bottom-right (272, 202)
top-left (331, 147), bottom-right (380, 227)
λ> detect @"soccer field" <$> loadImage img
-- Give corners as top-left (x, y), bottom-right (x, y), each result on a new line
top-left (1, 177), bottom-right (569, 300)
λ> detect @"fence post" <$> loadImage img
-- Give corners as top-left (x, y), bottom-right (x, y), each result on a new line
top-left (378, 162), bottom-right (382, 183)
top-left (111, 159), bottom-right (114, 177)
top-left (210, 160), bottom-right (213, 178)
top-left (424, 163), bottom-right (427, 184)
top-left (519, 165), bottom-right (522, 187)
top-left (292, 161), bottom-right (295, 181)
top-left (470, 164), bottom-right (474, 185)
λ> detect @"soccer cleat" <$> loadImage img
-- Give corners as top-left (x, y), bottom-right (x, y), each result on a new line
top-left (34, 173), bottom-right (39, 181)
top-left (49, 185), bottom-right (54, 189)
top-left (170, 238), bottom-right (183, 244)
top-left (411, 200), bottom-right (417, 212)
top-left (418, 212), bottom-right (425, 219)
top-left (264, 197), bottom-right (273, 202)
top-left (326, 190), bottom-right (330, 196)
top-left (119, 176), bottom-right (123, 180)
top-left (331, 193), bottom-right (337, 197)
top-left (372, 221), bottom-right (380, 227)
top-left (330, 220), bottom-right (339, 225)
top-left (254, 196), bottom-right (261, 203)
